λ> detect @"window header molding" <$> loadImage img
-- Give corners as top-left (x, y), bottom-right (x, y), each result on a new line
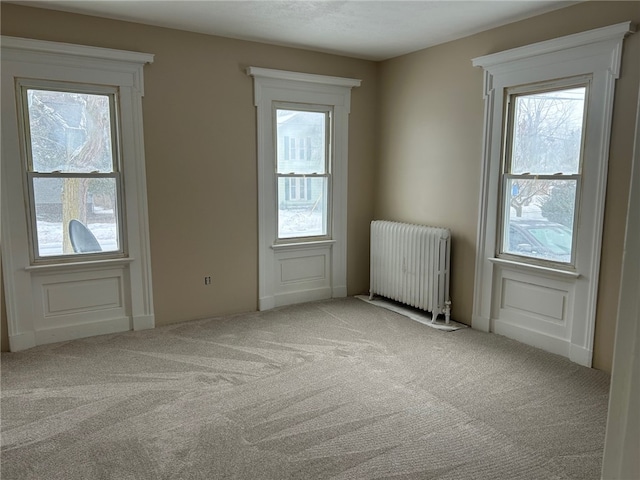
top-left (1, 36), bottom-right (154, 95)
top-left (247, 67), bottom-right (361, 88)
top-left (471, 22), bottom-right (635, 101)
top-left (2, 36), bottom-right (154, 65)
top-left (247, 67), bottom-right (361, 112)
top-left (472, 21), bottom-right (634, 71)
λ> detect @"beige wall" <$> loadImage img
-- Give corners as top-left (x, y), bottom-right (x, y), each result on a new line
top-left (377, 1), bottom-right (640, 372)
top-left (0, 4), bottom-right (378, 343)
top-left (1, 2), bottom-right (637, 373)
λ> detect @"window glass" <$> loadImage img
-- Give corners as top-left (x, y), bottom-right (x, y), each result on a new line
top-left (510, 87), bottom-right (585, 175)
top-left (27, 90), bottom-right (114, 173)
top-left (277, 177), bottom-right (327, 238)
top-left (276, 110), bottom-right (326, 174)
top-left (276, 107), bottom-right (330, 240)
top-left (33, 177), bottom-right (120, 256)
top-left (503, 178), bottom-right (576, 263)
top-left (21, 85), bottom-right (122, 259)
top-left (500, 84), bottom-right (586, 265)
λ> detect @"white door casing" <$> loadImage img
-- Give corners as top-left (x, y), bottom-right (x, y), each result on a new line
top-left (247, 67), bottom-right (360, 310)
top-left (601, 75), bottom-right (640, 480)
top-left (1, 36), bottom-right (155, 351)
top-left (471, 22), bottom-right (635, 366)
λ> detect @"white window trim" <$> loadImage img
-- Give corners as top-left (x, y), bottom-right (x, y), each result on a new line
top-left (247, 67), bottom-right (360, 310)
top-left (471, 22), bottom-right (635, 366)
top-left (1, 36), bottom-right (155, 351)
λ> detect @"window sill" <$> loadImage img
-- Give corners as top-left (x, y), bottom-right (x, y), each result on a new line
top-left (25, 257), bottom-right (134, 273)
top-left (271, 239), bottom-right (335, 251)
top-left (489, 257), bottom-right (580, 279)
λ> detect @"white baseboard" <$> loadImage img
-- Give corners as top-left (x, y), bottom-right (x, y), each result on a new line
top-left (133, 314), bottom-right (155, 331)
top-left (274, 287), bottom-right (332, 308)
top-left (472, 314), bottom-right (491, 332)
top-left (8, 331), bottom-right (36, 352)
top-left (493, 318), bottom-right (570, 359)
top-left (569, 344), bottom-right (593, 367)
top-left (259, 296), bottom-right (275, 311)
top-left (34, 317), bottom-right (130, 347)
top-left (332, 285), bottom-right (348, 298)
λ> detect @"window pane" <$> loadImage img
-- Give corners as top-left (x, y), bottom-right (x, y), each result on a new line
top-left (503, 178), bottom-right (576, 263)
top-left (27, 89), bottom-right (114, 173)
top-left (276, 110), bottom-right (326, 174)
top-left (33, 177), bottom-right (120, 256)
top-left (278, 176), bottom-right (327, 238)
top-left (510, 87), bottom-right (586, 175)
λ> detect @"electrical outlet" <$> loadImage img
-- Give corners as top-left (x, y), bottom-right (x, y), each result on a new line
top-left (204, 276), bottom-right (212, 285)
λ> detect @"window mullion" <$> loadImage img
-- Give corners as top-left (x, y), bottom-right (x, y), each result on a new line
top-left (30, 172), bottom-right (118, 179)
top-left (503, 173), bottom-right (581, 181)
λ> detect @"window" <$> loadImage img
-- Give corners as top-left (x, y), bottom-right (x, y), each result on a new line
top-left (276, 107), bottom-right (330, 240)
top-left (18, 81), bottom-right (123, 261)
top-left (471, 22), bottom-right (633, 366)
top-left (2, 36), bottom-right (155, 351)
top-left (248, 66), bottom-right (359, 310)
top-left (499, 81), bottom-right (587, 265)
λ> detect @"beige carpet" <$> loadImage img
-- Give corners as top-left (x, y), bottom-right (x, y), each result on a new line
top-left (1, 297), bottom-right (610, 479)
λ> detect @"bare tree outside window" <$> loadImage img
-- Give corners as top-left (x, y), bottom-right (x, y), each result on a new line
top-left (508, 87), bottom-right (584, 218)
top-left (24, 87), bottom-right (121, 257)
top-left (501, 86), bottom-right (586, 264)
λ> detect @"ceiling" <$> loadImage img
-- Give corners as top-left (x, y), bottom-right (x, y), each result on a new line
top-left (11, 1), bottom-right (575, 61)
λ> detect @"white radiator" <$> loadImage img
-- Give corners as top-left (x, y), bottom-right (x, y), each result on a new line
top-left (369, 220), bottom-right (452, 323)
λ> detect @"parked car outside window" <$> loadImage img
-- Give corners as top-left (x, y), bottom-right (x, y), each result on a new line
top-left (507, 219), bottom-right (573, 263)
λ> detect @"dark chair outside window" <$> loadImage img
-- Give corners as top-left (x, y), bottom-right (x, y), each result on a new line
top-left (69, 219), bottom-right (102, 253)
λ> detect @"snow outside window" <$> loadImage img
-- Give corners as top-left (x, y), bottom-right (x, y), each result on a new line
top-left (18, 81), bottom-right (124, 261)
top-left (275, 107), bottom-right (330, 240)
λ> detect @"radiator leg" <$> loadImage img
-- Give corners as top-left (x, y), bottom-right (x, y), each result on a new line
top-left (444, 301), bottom-right (452, 325)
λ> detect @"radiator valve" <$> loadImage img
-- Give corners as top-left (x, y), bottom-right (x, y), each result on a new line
top-left (444, 300), bottom-right (452, 325)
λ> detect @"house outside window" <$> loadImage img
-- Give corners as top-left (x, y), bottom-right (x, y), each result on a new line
top-left (276, 107), bottom-right (330, 240)
top-left (284, 177), bottom-right (312, 201)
